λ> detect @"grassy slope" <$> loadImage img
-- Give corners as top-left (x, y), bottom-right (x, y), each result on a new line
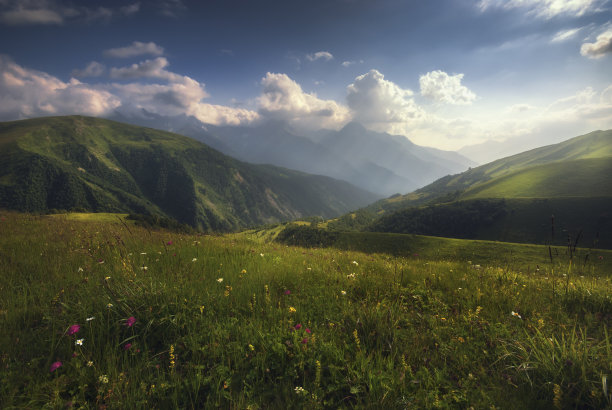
top-left (0, 116), bottom-right (378, 230)
top-left (1, 211), bottom-right (610, 408)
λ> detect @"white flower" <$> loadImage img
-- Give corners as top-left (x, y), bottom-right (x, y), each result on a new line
top-left (192, 258), bottom-right (197, 262)
top-left (78, 267), bottom-right (84, 272)
top-left (217, 278), bottom-right (223, 283)
top-left (140, 266), bottom-right (148, 270)
top-left (260, 253), bottom-right (264, 257)
top-left (511, 311), bottom-right (522, 319)
top-left (99, 375), bottom-right (109, 384)
top-left (352, 261), bottom-right (359, 266)
top-left (75, 339), bottom-right (84, 346)
top-left (140, 252), bottom-right (146, 255)
top-left (87, 361), bottom-right (94, 367)
top-left (341, 290), bottom-right (347, 296)
top-left (86, 316), bottom-right (95, 321)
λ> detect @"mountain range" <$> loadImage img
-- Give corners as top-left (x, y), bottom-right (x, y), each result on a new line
top-left (108, 111), bottom-right (476, 196)
top-left (0, 116), bottom-right (378, 231)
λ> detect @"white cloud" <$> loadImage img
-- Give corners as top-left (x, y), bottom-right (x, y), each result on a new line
top-left (580, 30), bottom-right (612, 58)
top-left (0, 1), bottom-right (137, 25)
top-left (109, 57), bottom-right (183, 82)
top-left (419, 70), bottom-right (476, 105)
top-left (551, 27), bottom-right (582, 42)
top-left (341, 59), bottom-right (364, 67)
top-left (507, 103), bottom-right (537, 112)
top-left (346, 69), bottom-right (425, 129)
top-left (104, 41), bottom-right (165, 59)
top-left (72, 61), bottom-right (105, 78)
top-left (0, 6), bottom-right (62, 25)
top-left (306, 51), bottom-right (333, 62)
top-left (0, 55), bottom-right (120, 119)
top-left (257, 72), bottom-right (350, 130)
top-left (478, 0), bottom-right (605, 19)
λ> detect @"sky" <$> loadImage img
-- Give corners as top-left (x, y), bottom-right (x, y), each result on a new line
top-left (0, 0), bottom-right (611, 153)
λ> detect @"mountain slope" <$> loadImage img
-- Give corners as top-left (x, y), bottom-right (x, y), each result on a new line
top-left (107, 112), bottom-right (474, 196)
top-left (331, 129), bottom-right (612, 248)
top-left (0, 116), bottom-right (379, 231)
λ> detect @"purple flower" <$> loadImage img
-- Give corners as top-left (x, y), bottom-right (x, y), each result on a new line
top-left (305, 328), bottom-right (311, 334)
top-left (123, 343), bottom-right (132, 350)
top-left (295, 324), bottom-right (302, 330)
top-left (284, 290), bottom-right (291, 295)
top-left (301, 338), bottom-right (308, 344)
top-left (50, 361), bottom-right (62, 372)
top-left (167, 241), bottom-right (173, 245)
top-left (125, 316), bottom-right (136, 327)
top-left (67, 324), bottom-right (80, 335)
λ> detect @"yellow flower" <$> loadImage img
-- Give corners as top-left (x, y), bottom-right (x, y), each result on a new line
top-left (248, 344), bottom-right (255, 351)
top-left (241, 269), bottom-right (247, 274)
top-left (288, 306), bottom-right (296, 313)
top-left (199, 305), bottom-right (205, 314)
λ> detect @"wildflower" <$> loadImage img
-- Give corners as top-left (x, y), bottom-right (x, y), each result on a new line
top-left (125, 316), bottom-right (136, 327)
top-left (457, 337), bottom-right (465, 343)
top-left (104, 276), bottom-right (111, 281)
top-left (98, 259), bottom-right (104, 264)
top-left (260, 253), bottom-right (264, 257)
top-left (511, 311), bottom-right (522, 319)
top-left (341, 290), bottom-right (347, 296)
top-left (140, 252), bottom-right (146, 255)
top-left (295, 386), bottom-right (306, 394)
top-left (86, 316), bottom-right (95, 321)
top-left (169, 344), bottom-right (175, 370)
top-left (75, 338), bottom-right (84, 346)
top-left (217, 278), bottom-right (223, 283)
top-left (248, 344), bottom-right (255, 351)
top-left (87, 361), bottom-right (94, 367)
top-left (99, 375), bottom-right (109, 384)
top-left (352, 261), bottom-right (359, 266)
top-left (140, 266), bottom-right (148, 270)
top-left (302, 338), bottom-right (308, 344)
top-left (241, 269), bottom-right (247, 274)
top-left (224, 285), bottom-right (232, 297)
top-left (305, 328), bottom-right (311, 334)
top-left (295, 323), bottom-right (302, 330)
top-left (50, 361), bottom-right (62, 372)
top-left (78, 267), bottom-right (84, 272)
top-left (123, 343), bottom-right (132, 350)
top-left (288, 306), bottom-right (296, 313)
top-left (199, 305), bottom-right (205, 314)
top-left (106, 303), bottom-right (113, 309)
top-left (347, 273), bottom-right (356, 279)
top-left (167, 241), bottom-right (173, 245)
top-left (284, 290), bottom-right (291, 295)
top-left (67, 324), bottom-right (81, 335)
top-left (192, 258), bottom-right (197, 262)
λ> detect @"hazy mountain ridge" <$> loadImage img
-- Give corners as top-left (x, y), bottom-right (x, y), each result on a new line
top-left (0, 116), bottom-right (379, 231)
top-left (108, 111), bottom-right (475, 196)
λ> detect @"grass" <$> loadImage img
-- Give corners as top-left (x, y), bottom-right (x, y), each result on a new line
top-left (1, 210), bottom-right (611, 408)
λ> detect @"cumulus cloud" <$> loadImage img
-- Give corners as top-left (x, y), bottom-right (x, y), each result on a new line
top-left (346, 69), bottom-right (425, 129)
top-left (306, 51), bottom-right (333, 62)
top-left (72, 61), bottom-right (105, 78)
top-left (419, 70), bottom-right (476, 105)
top-left (257, 72), bottom-right (349, 130)
top-left (581, 30), bottom-right (612, 58)
top-left (478, 0), bottom-right (605, 19)
top-left (0, 55), bottom-right (120, 119)
top-left (109, 57), bottom-right (184, 83)
top-left (105, 41), bottom-right (165, 59)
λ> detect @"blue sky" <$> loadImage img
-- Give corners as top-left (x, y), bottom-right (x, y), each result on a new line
top-left (1, 0), bottom-right (611, 152)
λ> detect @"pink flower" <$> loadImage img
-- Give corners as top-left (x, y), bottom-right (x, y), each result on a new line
top-left (295, 324), bottom-right (302, 330)
top-left (305, 328), bottom-right (311, 334)
top-left (123, 343), bottom-right (132, 350)
top-left (284, 290), bottom-right (291, 295)
top-left (67, 324), bottom-right (80, 335)
top-left (125, 316), bottom-right (136, 327)
top-left (167, 241), bottom-right (173, 245)
top-left (50, 361), bottom-right (62, 372)
top-left (301, 338), bottom-right (308, 344)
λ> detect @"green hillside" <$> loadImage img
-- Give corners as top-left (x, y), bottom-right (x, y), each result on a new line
top-left (326, 130), bottom-right (612, 248)
top-left (0, 116), bottom-right (378, 231)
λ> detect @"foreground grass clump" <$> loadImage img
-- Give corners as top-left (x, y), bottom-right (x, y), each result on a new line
top-left (0, 212), bottom-right (611, 408)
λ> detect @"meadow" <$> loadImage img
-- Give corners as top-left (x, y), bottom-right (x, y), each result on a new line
top-left (1, 211), bottom-right (611, 408)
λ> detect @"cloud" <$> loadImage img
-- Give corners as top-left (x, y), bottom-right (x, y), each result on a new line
top-left (257, 72), bottom-right (350, 130)
top-left (346, 69), bottom-right (425, 128)
top-left (507, 103), bottom-right (537, 112)
top-left (157, 0), bottom-right (187, 18)
top-left (341, 59), bottom-right (364, 67)
top-left (478, 0), bottom-right (606, 19)
top-left (306, 51), bottom-right (334, 62)
top-left (581, 30), bottom-right (612, 58)
top-left (72, 61), bottom-right (105, 78)
top-left (120, 3), bottom-right (140, 16)
top-left (419, 70), bottom-right (476, 105)
top-left (0, 0), bottom-right (63, 25)
top-left (104, 41), bottom-right (165, 59)
top-left (109, 57), bottom-right (184, 82)
top-left (0, 55), bottom-right (120, 119)
top-left (551, 27), bottom-right (582, 43)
